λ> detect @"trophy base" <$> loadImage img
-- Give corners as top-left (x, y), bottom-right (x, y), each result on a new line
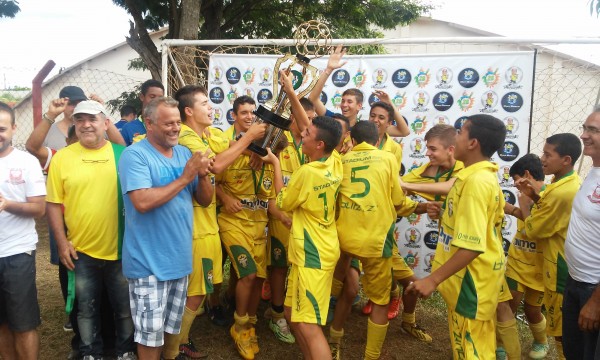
top-left (254, 105), bottom-right (293, 129)
top-left (247, 143), bottom-right (268, 157)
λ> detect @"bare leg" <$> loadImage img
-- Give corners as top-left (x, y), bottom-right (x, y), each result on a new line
top-left (0, 324), bottom-right (16, 359)
top-left (137, 343), bottom-right (162, 360)
top-left (13, 329), bottom-right (39, 360)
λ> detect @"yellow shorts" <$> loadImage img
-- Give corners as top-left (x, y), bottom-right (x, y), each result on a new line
top-left (392, 247), bottom-right (414, 281)
top-left (284, 264), bottom-right (333, 326)
top-left (544, 289), bottom-right (563, 337)
top-left (448, 310), bottom-right (496, 359)
top-left (498, 277), bottom-right (513, 303)
top-left (221, 229), bottom-right (267, 279)
top-left (267, 218), bottom-right (290, 268)
top-left (506, 276), bottom-right (544, 306)
top-left (356, 256), bottom-right (392, 306)
top-left (188, 233), bottom-right (224, 297)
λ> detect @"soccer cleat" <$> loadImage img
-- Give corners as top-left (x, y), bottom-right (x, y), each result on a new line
top-left (387, 297), bottom-right (402, 320)
top-left (249, 326), bottom-right (259, 354)
top-left (230, 325), bottom-right (254, 360)
top-left (261, 279), bottom-right (272, 301)
top-left (495, 347), bottom-right (507, 360)
top-left (362, 300), bottom-right (373, 315)
top-left (528, 342), bottom-right (549, 359)
top-left (179, 339), bottom-right (207, 359)
top-left (269, 318), bottom-right (296, 344)
top-left (207, 305), bottom-right (229, 327)
top-left (329, 340), bottom-right (341, 360)
top-left (401, 322), bottom-right (433, 343)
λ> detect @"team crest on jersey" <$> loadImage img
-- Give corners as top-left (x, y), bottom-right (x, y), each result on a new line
top-left (414, 68), bottom-right (430, 88)
top-left (479, 91), bottom-right (498, 113)
top-left (482, 67), bottom-right (500, 88)
top-left (8, 168), bottom-right (24, 185)
top-left (412, 91), bottom-right (430, 112)
top-left (410, 116), bottom-right (428, 135)
top-left (407, 213), bottom-right (421, 226)
top-left (424, 253), bottom-right (435, 273)
top-left (588, 184), bottom-right (600, 204)
top-left (435, 67), bottom-right (453, 89)
top-left (372, 68), bottom-right (387, 89)
top-left (263, 177), bottom-right (272, 191)
top-left (237, 254), bottom-right (248, 268)
top-left (404, 250), bottom-right (420, 269)
top-left (243, 68), bottom-right (256, 85)
top-left (504, 66), bottom-right (523, 89)
top-left (353, 70), bottom-right (367, 88)
top-left (211, 66), bottom-right (223, 85)
top-left (207, 270), bottom-right (214, 285)
top-left (273, 247), bottom-right (282, 260)
top-left (404, 227), bottom-right (421, 248)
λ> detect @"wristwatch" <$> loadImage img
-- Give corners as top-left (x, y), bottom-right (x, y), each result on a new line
top-left (43, 113), bottom-right (56, 124)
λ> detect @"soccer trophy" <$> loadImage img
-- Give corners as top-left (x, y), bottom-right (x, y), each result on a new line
top-left (248, 20), bottom-right (332, 156)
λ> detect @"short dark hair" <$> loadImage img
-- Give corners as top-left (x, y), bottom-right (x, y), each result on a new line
top-left (342, 88), bottom-right (364, 104)
top-left (509, 154), bottom-right (544, 181)
top-left (331, 113), bottom-right (350, 133)
top-left (369, 102), bottom-right (394, 123)
top-left (0, 101), bottom-right (15, 125)
top-left (67, 124), bottom-right (77, 140)
top-left (465, 114), bottom-right (506, 158)
top-left (546, 133), bottom-right (582, 165)
top-left (173, 85), bottom-right (208, 120)
top-left (233, 95), bottom-right (255, 114)
top-left (350, 121), bottom-right (378, 146)
top-left (424, 124), bottom-right (457, 148)
top-left (141, 79), bottom-right (164, 95)
top-left (313, 116), bottom-right (342, 154)
top-left (120, 104), bottom-right (137, 117)
top-left (299, 98), bottom-right (314, 112)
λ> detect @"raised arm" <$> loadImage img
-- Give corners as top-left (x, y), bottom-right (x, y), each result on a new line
top-left (26, 98), bottom-right (68, 164)
top-left (374, 90), bottom-right (410, 137)
top-left (280, 70), bottom-right (310, 132)
top-left (308, 45), bottom-right (347, 116)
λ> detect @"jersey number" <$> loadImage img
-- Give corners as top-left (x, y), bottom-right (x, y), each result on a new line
top-left (350, 165), bottom-right (370, 199)
top-left (318, 192), bottom-right (329, 221)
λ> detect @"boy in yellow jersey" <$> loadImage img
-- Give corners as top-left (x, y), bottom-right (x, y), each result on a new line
top-left (408, 114), bottom-right (507, 359)
top-left (262, 116), bottom-right (343, 360)
top-left (332, 121), bottom-right (427, 359)
top-left (161, 86), bottom-right (266, 359)
top-left (520, 133), bottom-right (582, 359)
top-left (497, 154), bottom-right (549, 359)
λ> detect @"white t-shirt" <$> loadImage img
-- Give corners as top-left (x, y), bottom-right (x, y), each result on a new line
top-left (0, 148), bottom-right (47, 258)
top-left (565, 167), bottom-right (600, 284)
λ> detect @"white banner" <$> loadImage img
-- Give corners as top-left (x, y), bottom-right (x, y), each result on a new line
top-left (207, 51), bottom-right (535, 278)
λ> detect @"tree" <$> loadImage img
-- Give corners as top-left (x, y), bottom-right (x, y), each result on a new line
top-left (0, 0), bottom-right (20, 18)
top-left (113, 0), bottom-right (431, 81)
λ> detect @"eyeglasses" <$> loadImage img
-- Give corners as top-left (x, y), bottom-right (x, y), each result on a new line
top-left (581, 125), bottom-right (600, 134)
top-left (80, 149), bottom-right (109, 164)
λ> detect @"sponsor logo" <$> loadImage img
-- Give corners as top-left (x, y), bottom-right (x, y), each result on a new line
top-left (434, 115), bottom-right (449, 125)
top-left (414, 68), bottom-right (431, 88)
top-left (411, 116), bottom-right (428, 135)
top-left (499, 166), bottom-right (512, 185)
top-left (407, 213), bottom-right (422, 226)
top-left (458, 68), bottom-right (479, 88)
top-left (332, 69), bottom-right (350, 87)
top-left (392, 92), bottom-right (408, 110)
top-left (412, 91), bottom-right (430, 112)
top-left (501, 92), bottom-right (524, 113)
top-left (424, 252), bottom-right (435, 273)
top-left (454, 116), bottom-right (468, 129)
top-left (504, 66), bottom-right (523, 89)
top-left (503, 116), bottom-right (519, 138)
top-left (435, 67), bottom-right (453, 89)
top-left (404, 250), bottom-right (420, 269)
top-left (503, 190), bottom-right (516, 205)
top-left (410, 137), bottom-right (427, 158)
top-left (368, 92), bottom-right (381, 106)
top-left (353, 70), bottom-right (367, 88)
top-left (211, 66), bottom-right (223, 84)
top-left (479, 91), bottom-right (498, 113)
top-left (404, 227), bottom-right (422, 248)
top-left (209, 87), bottom-right (224, 104)
top-left (243, 87), bottom-right (255, 99)
top-left (457, 91), bottom-right (475, 112)
top-left (226, 109), bottom-right (235, 125)
top-left (372, 68), bottom-right (388, 88)
top-left (320, 91), bottom-right (328, 105)
top-left (227, 87), bottom-right (239, 104)
top-left (259, 67), bottom-right (272, 86)
top-left (243, 68), bottom-right (255, 85)
top-left (213, 108), bottom-right (223, 124)
top-left (226, 67), bottom-right (241, 84)
top-left (497, 141), bottom-right (520, 162)
top-left (331, 91), bottom-right (342, 108)
top-left (482, 67), bottom-right (500, 88)
top-left (392, 69), bottom-right (412, 88)
top-left (257, 89), bottom-right (273, 104)
top-left (433, 91), bottom-right (454, 111)
top-left (424, 231), bottom-right (439, 250)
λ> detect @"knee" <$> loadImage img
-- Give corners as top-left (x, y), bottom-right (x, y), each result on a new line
top-left (239, 273), bottom-right (257, 285)
top-left (186, 295), bottom-right (204, 311)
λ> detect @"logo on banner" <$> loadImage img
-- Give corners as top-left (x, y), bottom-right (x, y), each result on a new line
top-left (457, 91), bottom-right (475, 112)
top-left (407, 213), bottom-right (422, 226)
top-left (483, 67), bottom-right (500, 88)
top-left (411, 116), bottom-right (428, 135)
top-left (425, 214), bottom-right (439, 229)
top-left (400, 162), bottom-right (406, 176)
top-left (227, 87), bottom-right (239, 104)
top-left (372, 68), bottom-right (387, 88)
top-left (436, 67), bottom-right (453, 89)
top-left (501, 92), bottom-right (524, 113)
top-left (502, 215), bottom-right (513, 234)
top-left (408, 160), bottom-right (423, 173)
top-left (498, 141), bottom-right (520, 162)
top-left (211, 66), bottom-right (223, 85)
top-left (367, 93), bottom-right (381, 106)
top-left (331, 91), bottom-right (342, 108)
top-left (243, 68), bottom-right (255, 85)
top-left (392, 92), bottom-right (407, 110)
top-left (291, 70), bottom-right (305, 90)
top-left (320, 91), bottom-right (328, 105)
top-left (259, 67), bottom-right (272, 86)
top-left (433, 91), bottom-right (454, 111)
top-left (505, 66), bottom-right (523, 89)
top-left (424, 231), bottom-right (439, 250)
top-left (424, 253), bottom-right (435, 273)
top-left (209, 87), bottom-right (224, 104)
top-left (480, 91), bottom-right (499, 113)
top-left (332, 70), bottom-right (350, 87)
top-left (458, 68), bottom-right (479, 88)
top-left (257, 89), bottom-right (273, 104)
top-left (410, 137), bottom-right (427, 158)
top-left (226, 109), bottom-right (235, 125)
top-left (434, 115), bottom-right (449, 125)
top-left (352, 70), bottom-right (367, 88)
top-left (454, 116), bottom-right (468, 129)
top-left (503, 116), bottom-right (519, 138)
top-left (243, 87), bottom-right (255, 99)
top-left (502, 238), bottom-right (511, 256)
top-left (226, 67), bottom-right (241, 84)
top-left (414, 68), bottom-right (431, 88)
top-left (503, 190), bottom-right (516, 205)
top-left (412, 91), bottom-right (430, 112)
top-left (212, 108), bottom-right (223, 125)
top-left (404, 251), bottom-right (420, 269)
top-left (499, 166), bottom-right (513, 186)
top-left (392, 69), bottom-right (412, 88)
top-left (404, 228), bottom-right (422, 248)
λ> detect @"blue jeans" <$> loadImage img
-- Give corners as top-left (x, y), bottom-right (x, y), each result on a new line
top-left (74, 252), bottom-right (134, 357)
top-left (562, 275), bottom-right (600, 360)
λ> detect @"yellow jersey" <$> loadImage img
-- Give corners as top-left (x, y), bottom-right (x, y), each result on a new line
top-left (379, 133), bottom-right (403, 169)
top-left (505, 218), bottom-right (544, 292)
top-left (277, 154), bottom-right (342, 270)
top-left (337, 142), bottom-right (417, 258)
top-left (178, 124), bottom-right (229, 238)
top-left (46, 142), bottom-right (123, 260)
top-left (401, 161), bottom-right (465, 201)
top-left (434, 160), bottom-right (505, 320)
top-left (524, 171), bottom-right (581, 293)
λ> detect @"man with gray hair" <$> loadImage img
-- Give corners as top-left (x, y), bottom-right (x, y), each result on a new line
top-left (46, 100), bottom-right (135, 360)
top-left (563, 107), bottom-right (600, 359)
top-left (118, 97), bottom-right (213, 359)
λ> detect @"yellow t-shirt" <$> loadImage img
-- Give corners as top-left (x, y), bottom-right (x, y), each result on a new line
top-left (337, 142), bottom-right (417, 258)
top-left (524, 171), bottom-right (581, 293)
top-left (433, 160), bottom-right (505, 321)
top-left (379, 133), bottom-right (403, 169)
top-left (46, 142), bottom-right (122, 260)
top-left (277, 154), bottom-right (342, 270)
top-left (401, 161), bottom-right (465, 201)
top-left (178, 124), bottom-right (229, 238)
top-left (505, 218), bottom-right (544, 292)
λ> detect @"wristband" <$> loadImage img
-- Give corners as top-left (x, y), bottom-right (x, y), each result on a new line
top-left (43, 113), bottom-right (56, 124)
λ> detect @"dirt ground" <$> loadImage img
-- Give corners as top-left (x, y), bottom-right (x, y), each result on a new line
top-left (32, 218), bottom-right (558, 359)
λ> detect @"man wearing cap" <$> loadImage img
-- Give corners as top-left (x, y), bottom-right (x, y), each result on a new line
top-left (46, 100), bottom-right (135, 360)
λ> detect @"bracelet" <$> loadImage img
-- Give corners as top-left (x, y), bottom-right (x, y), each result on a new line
top-left (43, 113), bottom-right (56, 124)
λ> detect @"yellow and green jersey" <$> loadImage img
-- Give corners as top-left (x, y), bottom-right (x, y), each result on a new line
top-left (337, 142), bottom-right (417, 258)
top-left (401, 161), bottom-right (465, 201)
top-left (178, 124), bottom-right (229, 238)
top-left (433, 161), bottom-right (505, 321)
top-left (505, 218), bottom-right (544, 292)
top-left (379, 133), bottom-right (403, 168)
top-left (277, 154), bottom-right (342, 270)
top-left (524, 171), bottom-right (581, 293)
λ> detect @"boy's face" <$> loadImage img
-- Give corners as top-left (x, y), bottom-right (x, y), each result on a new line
top-left (453, 121), bottom-right (471, 161)
top-left (368, 106), bottom-right (390, 137)
top-left (188, 92), bottom-right (213, 127)
top-left (425, 137), bottom-right (453, 166)
top-left (541, 142), bottom-right (569, 176)
top-left (301, 123), bottom-right (323, 158)
top-left (232, 102), bottom-right (256, 132)
top-left (340, 95), bottom-right (361, 119)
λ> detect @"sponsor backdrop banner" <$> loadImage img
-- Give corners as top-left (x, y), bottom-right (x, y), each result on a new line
top-left (208, 51), bottom-right (535, 278)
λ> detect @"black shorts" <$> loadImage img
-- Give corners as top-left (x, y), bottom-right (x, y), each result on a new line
top-left (0, 251), bottom-right (41, 332)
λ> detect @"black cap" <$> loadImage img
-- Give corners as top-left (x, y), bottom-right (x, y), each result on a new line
top-left (59, 86), bottom-right (87, 102)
